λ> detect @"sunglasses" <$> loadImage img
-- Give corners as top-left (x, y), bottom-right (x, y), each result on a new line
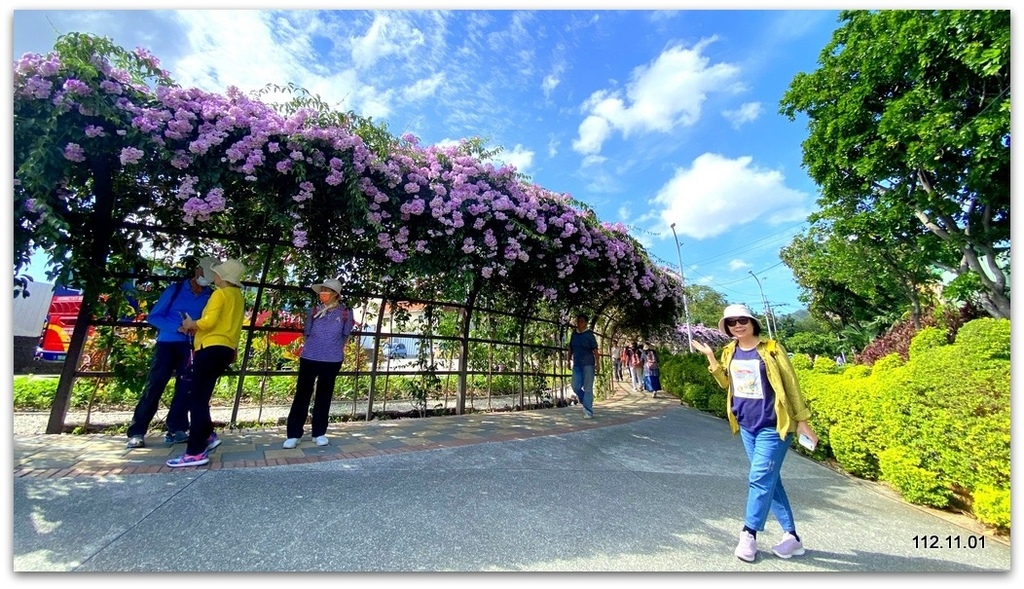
top-left (725, 317), bottom-right (751, 327)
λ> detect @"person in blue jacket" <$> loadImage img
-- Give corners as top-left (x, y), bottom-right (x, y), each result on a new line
top-left (125, 256), bottom-right (217, 449)
top-left (567, 313), bottom-right (600, 419)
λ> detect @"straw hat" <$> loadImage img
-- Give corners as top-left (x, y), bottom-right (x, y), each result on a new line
top-left (717, 303), bottom-right (761, 334)
top-left (212, 259), bottom-right (245, 287)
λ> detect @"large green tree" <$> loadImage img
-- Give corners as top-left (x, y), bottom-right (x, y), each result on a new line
top-left (780, 10), bottom-right (1010, 319)
top-left (781, 198), bottom-right (948, 329)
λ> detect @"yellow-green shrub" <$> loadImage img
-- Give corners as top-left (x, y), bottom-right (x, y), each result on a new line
top-left (953, 318), bottom-right (1010, 361)
top-left (788, 318), bottom-right (1009, 531)
top-left (908, 326), bottom-right (948, 360)
top-left (871, 352), bottom-right (903, 375)
top-left (972, 485), bottom-right (1011, 530)
top-left (878, 447), bottom-right (950, 507)
top-left (790, 353), bottom-right (812, 370)
top-left (812, 355), bottom-right (838, 374)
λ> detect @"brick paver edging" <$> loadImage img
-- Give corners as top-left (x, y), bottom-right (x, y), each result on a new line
top-left (13, 391), bottom-right (677, 479)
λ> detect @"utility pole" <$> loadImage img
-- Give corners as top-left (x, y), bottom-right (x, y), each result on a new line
top-left (748, 270), bottom-right (774, 340)
top-left (669, 223), bottom-right (693, 351)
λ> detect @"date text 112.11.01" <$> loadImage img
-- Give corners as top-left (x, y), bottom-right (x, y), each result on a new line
top-left (913, 535), bottom-right (986, 549)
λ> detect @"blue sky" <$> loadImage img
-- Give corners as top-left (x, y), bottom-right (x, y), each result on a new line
top-left (5, 5), bottom-right (939, 320)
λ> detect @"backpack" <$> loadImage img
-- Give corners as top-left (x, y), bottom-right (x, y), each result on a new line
top-left (631, 347), bottom-right (643, 367)
top-left (620, 347), bottom-right (632, 364)
top-left (645, 349), bottom-right (658, 368)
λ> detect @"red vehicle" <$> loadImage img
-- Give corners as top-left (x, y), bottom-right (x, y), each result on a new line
top-left (34, 286), bottom-right (88, 363)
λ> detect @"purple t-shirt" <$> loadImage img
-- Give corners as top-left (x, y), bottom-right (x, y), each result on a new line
top-left (729, 346), bottom-right (777, 432)
top-left (300, 305), bottom-right (355, 363)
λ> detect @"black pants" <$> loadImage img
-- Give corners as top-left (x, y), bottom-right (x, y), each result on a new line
top-left (127, 341), bottom-right (192, 438)
top-left (286, 357), bottom-right (342, 439)
top-left (185, 345), bottom-right (235, 456)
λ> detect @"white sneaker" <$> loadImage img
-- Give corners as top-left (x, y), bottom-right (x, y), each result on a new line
top-left (314, 435), bottom-right (329, 446)
top-left (282, 438), bottom-right (299, 449)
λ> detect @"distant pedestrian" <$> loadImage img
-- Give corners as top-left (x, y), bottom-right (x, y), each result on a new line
top-left (611, 341), bottom-right (623, 382)
top-left (567, 313), bottom-right (599, 419)
top-left (642, 345), bottom-right (661, 395)
top-left (692, 304), bottom-right (819, 562)
top-left (630, 341), bottom-right (644, 391)
top-left (283, 277), bottom-right (356, 449)
top-left (125, 256), bottom-right (217, 449)
top-left (166, 259), bottom-right (247, 468)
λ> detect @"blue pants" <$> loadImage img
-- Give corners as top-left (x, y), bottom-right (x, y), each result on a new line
top-left (185, 345), bottom-right (235, 456)
top-left (287, 357), bottom-right (342, 439)
top-left (127, 341), bottom-right (192, 438)
top-left (571, 364), bottom-right (594, 416)
top-left (740, 427), bottom-right (796, 533)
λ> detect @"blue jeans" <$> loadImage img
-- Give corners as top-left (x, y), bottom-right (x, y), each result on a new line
top-left (740, 427), bottom-right (796, 533)
top-left (571, 364), bottom-right (594, 415)
top-left (127, 341), bottom-right (192, 438)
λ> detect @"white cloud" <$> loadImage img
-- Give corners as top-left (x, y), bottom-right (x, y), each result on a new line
top-left (547, 136), bottom-right (559, 158)
top-left (722, 102), bottom-right (763, 129)
top-left (654, 153), bottom-right (811, 240)
top-left (572, 114), bottom-right (613, 155)
top-left (350, 12), bottom-right (425, 70)
top-left (171, 11), bottom-right (313, 95)
top-left (403, 72), bottom-right (445, 101)
top-left (572, 38), bottom-right (742, 155)
top-left (497, 144), bottom-right (535, 174)
top-left (729, 259), bottom-right (752, 271)
top-left (542, 74), bottom-right (560, 97)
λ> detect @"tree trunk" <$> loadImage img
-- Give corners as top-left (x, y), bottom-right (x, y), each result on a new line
top-left (456, 276), bottom-right (481, 415)
top-left (46, 158), bottom-right (115, 434)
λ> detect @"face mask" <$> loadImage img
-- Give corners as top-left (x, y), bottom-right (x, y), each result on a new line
top-left (196, 276), bottom-right (211, 287)
top-left (318, 292), bottom-right (335, 304)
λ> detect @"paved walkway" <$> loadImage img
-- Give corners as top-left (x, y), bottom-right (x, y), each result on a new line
top-left (12, 383), bottom-right (672, 478)
top-left (10, 382), bottom-right (1015, 574)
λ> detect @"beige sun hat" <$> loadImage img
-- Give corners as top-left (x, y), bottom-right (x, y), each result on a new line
top-left (198, 257), bottom-right (221, 282)
top-left (717, 303), bottom-right (761, 334)
top-left (212, 259), bottom-right (245, 287)
top-left (311, 277), bottom-right (343, 296)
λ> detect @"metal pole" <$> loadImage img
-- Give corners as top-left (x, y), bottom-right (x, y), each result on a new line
top-left (748, 270), bottom-right (774, 340)
top-left (669, 223), bottom-right (693, 352)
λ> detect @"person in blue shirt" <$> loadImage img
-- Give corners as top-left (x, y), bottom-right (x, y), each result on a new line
top-left (567, 313), bottom-right (600, 419)
top-left (126, 256), bottom-right (217, 449)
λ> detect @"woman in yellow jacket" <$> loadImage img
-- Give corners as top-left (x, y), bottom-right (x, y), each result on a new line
top-left (166, 259), bottom-right (246, 468)
top-left (692, 304), bottom-right (819, 563)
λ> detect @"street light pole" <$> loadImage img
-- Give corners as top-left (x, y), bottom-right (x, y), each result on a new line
top-left (748, 270), bottom-right (774, 340)
top-left (669, 223), bottom-right (693, 351)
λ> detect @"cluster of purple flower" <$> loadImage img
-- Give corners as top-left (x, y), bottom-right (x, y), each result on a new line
top-left (14, 37), bottom-right (683, 320)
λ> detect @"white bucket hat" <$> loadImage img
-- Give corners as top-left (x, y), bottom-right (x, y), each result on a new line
top-left (198, 256), bottom-right (220, 282)
top-left (212, 259), bottom-right (245, 287)
top-left (717, 303), bottom-right (761, 335)
top-left (311, 277), bottom-right (343, 296)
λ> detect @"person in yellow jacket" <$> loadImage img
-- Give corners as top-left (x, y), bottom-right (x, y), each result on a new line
top-left (166, 258), bottom-right (246, 468)
top-left (692, 304), bottom-right (819, 563)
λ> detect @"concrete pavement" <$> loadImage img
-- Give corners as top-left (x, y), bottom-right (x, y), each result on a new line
top-left (10, 383), bottom-right (1013, 573)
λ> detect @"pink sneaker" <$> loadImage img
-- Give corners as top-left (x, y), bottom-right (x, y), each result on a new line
top-left (771, 532), bottom-right (805, 559)
top-left (734, 530), bottom-right (757, 562)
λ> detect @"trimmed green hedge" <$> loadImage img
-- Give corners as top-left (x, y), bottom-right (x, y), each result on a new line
top-left (657, 318), bottom-right (1011, 532)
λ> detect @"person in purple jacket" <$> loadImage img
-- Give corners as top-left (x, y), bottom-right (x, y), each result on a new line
top-left (125, 256), bottom-right (218, 449)
top-left (282, 278), bottom-right (356, 449)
